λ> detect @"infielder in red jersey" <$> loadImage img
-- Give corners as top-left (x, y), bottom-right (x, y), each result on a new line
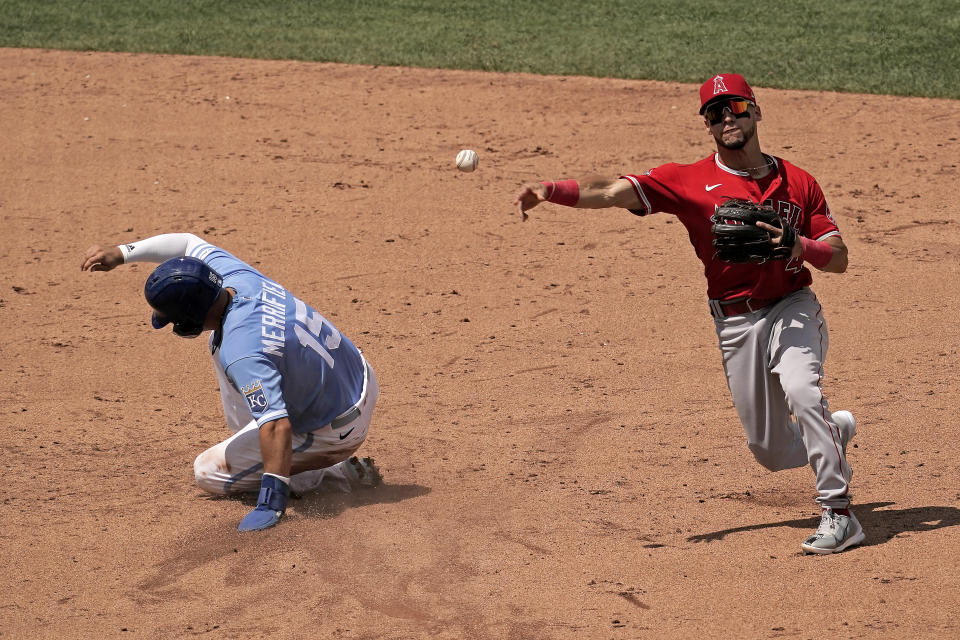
top-left (514, 73), bottom-right (864, 555)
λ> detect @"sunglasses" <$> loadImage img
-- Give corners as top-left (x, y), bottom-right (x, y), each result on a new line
top-left (704, 98), bottom-right (753, 125)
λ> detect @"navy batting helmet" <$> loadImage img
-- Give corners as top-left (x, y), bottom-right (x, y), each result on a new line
top-left (144, 257), bottom-right (223, 338)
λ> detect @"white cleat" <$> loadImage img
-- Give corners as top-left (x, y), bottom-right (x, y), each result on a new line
top-left (801, 509), bottom-right (865, 555)
top-left (343, 456), bottom-right (382, 488)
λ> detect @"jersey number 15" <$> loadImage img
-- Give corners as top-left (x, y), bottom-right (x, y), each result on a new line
top-left (293, 297), bottom-right (342, 367)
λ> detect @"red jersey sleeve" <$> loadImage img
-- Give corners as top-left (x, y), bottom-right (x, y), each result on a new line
top-left (803, 179), bottom-right (841, 241)
top-left (620, 163), bottom-right (689, 216)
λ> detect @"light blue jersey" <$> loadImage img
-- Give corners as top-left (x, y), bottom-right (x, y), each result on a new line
top-left (188, 241), bottom-right (366, 434)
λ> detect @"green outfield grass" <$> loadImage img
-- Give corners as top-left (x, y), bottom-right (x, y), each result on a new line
top-left (1, 0), bottom-right (957, 99)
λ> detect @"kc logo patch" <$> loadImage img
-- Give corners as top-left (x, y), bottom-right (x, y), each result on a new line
top-left (241, 380), bottom-right (267, 411)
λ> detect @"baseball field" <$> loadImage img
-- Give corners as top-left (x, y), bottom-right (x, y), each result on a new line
top-left (1, 3), bottom-right (958, 638)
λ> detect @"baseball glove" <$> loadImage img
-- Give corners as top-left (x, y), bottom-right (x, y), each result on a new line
top-left (710, 198), bottom-right (795, 263)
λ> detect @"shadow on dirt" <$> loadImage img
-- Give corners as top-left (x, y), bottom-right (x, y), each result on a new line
top-left (202, 481), bottom-right (432, 519)
top-left (687, 501), bottom-right (960, 547)
top-left (295, 482), bottom-right (432, 520)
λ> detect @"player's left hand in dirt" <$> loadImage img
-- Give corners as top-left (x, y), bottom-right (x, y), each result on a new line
top-left (237, 474), bottom-right (290, 532)
top-left (710, 198), bottom-right (796, 263)
top-left (513, 183), bottom-right (549, 221)
top-left (80, 245), bottom-right (124, 272)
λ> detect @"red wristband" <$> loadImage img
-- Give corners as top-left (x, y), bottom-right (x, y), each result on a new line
top-left (800, 237), bottom-right (833, 268)
top-left (541, 180), bottom-right (579, 207)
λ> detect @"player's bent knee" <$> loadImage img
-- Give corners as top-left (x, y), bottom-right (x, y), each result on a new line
top-left (194, 470), bottom-right (229, 494)
top-left (194, 450), bottom-right (229, 495)
top-left (748, 443), bottom-right (788, 471)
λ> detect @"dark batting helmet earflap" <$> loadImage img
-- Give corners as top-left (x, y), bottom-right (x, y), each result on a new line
top-left (144, 257), bottom-right (223, 338)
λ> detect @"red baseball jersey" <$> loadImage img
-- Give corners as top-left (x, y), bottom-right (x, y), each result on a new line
top-left (621, 153), bottom-right (841, 301)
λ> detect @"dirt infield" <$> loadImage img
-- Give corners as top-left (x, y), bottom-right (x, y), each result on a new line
top-left (1, 48), bottom-right (958, 639)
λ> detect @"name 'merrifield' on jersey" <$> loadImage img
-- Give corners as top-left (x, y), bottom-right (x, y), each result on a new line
top-left (260, 279), bottom-right (287, 357)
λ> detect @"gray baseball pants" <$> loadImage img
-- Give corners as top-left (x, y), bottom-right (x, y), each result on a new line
top-left (713, 287), bottom-right (851, 508)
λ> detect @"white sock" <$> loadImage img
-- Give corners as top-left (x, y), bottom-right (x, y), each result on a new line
top-left (263, 472), bottom-right (290, 485)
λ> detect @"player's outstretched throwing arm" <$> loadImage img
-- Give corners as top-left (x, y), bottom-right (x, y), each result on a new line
top-left (81, 233), bottom-right (207, 272)
top-left (514, 177), bottom-right (848, 274)
top-left (513, 176), bottom-right (642, 220)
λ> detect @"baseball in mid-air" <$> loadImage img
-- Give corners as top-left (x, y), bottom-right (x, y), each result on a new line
top-left (456, 149), bottom-right (479, 172)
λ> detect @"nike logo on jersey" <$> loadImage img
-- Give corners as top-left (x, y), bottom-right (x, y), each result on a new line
top-left (339, 427), bottom-right (356, 440)
top-left (705, 183), bottom-right (723, 191)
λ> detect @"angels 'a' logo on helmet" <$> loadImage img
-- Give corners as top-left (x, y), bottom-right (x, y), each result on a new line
top-left (713, 75), bottom-right (729, 95)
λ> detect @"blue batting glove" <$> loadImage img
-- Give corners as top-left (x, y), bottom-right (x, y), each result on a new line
top-left (237, 474), bottom-right (290, 532)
